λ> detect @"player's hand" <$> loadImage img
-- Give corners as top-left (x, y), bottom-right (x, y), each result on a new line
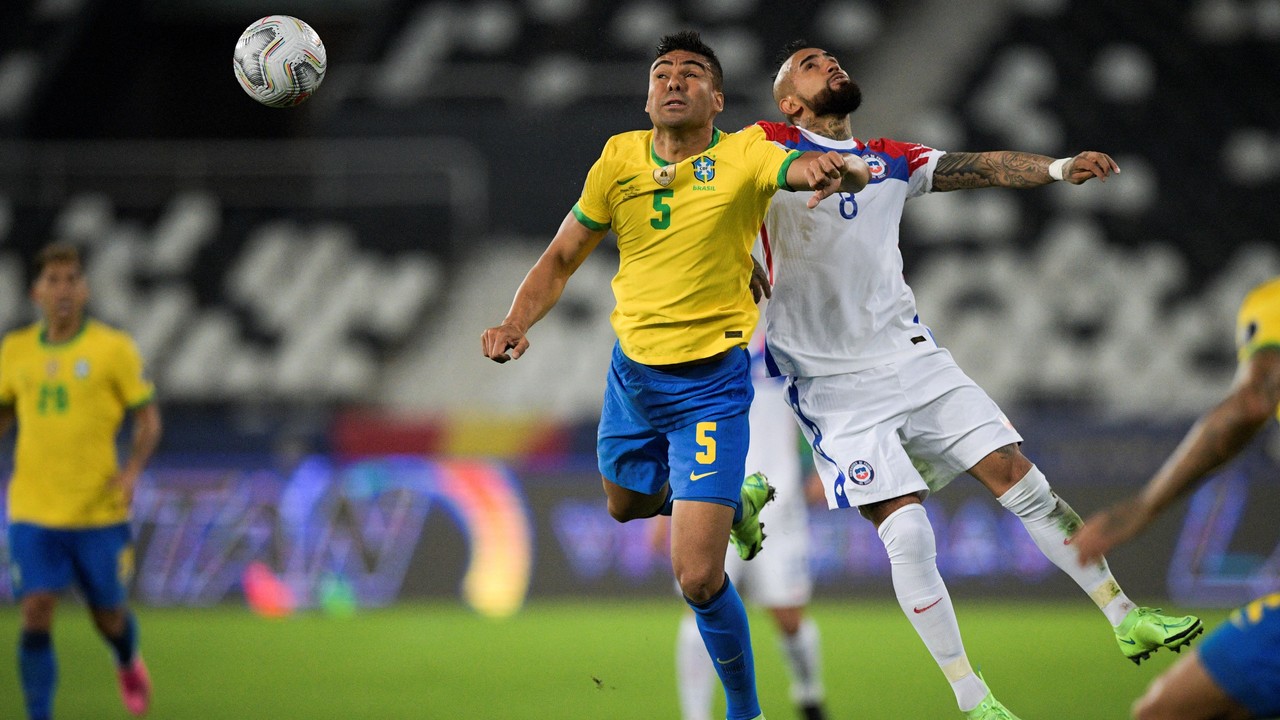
top-left (806, 151), bottom-right (870, 208)
top-left (113, 469), bottom-right (141, 506)
top-left (1063, 151), bottom-right (1120, 185)
top-left (750, 256), bottom-right (772, 303)
top-left (1071, 497), bottom-right (1150, 565)
top-left (481, 323), bottom-right (529, 363)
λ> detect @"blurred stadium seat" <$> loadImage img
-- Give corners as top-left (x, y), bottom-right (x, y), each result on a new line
top-left (0, 0), bottom-right (1274, 429)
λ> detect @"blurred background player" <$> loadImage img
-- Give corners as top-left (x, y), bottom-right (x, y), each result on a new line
top-left (481, 31), bottom-right (868, 720)
top-left (756, 41), bottom-right (1201, 719)
top-left (1074, 276), bottom-right (1280, 720)
top-left (657, 311), bottom-right (830, 720)
top-left (0, 243), bottom-right (161, 720)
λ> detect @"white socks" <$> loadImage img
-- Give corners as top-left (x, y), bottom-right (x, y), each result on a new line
top-left (878, 503), bottom-right (988, 711)
top-left (996, 466), bottom-right (1136, 626)
top-left (677, 613), bottom-right (717, 720)
top-left (778, 617), bottom-right (825, 706)
top-left (676, 613), bottom-right (826, 718)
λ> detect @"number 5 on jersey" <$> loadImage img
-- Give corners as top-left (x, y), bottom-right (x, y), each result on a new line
top-left (651, 189), bottom-right (673, 230)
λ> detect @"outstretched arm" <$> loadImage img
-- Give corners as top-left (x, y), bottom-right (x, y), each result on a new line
top-left (1073, 348), bottom-right (1280, 564)
top-left (786, 151), bottom-right (871, 208)
top-left (932, 150), bottom-right (1119, 192)
top-left (116, 402), bottom-right (162, 505)
top-left (481, 213), bottom-right (608, 363)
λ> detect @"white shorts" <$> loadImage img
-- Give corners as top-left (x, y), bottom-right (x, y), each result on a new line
top-left (786, 347), bottom-right (1022, 510)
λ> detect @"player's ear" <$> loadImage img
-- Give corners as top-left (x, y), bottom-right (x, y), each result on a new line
top-left (713, 90), bottom-right (724, 113)
top-left (778, 95), bottom-right (801, 118)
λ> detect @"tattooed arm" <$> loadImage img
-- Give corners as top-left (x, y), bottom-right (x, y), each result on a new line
top-left (932, 150), bottom-right (1119, 192)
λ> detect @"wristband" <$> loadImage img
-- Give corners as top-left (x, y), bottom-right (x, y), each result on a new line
top-left (1048, 157), bottom-right (1071, 181)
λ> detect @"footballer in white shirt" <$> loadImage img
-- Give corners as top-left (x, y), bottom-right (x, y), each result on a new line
top-left (757, 41), bottom-right (1202, 720)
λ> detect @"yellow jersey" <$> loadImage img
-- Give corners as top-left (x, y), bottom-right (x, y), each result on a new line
top-left (1237, 276), bottom-right (1280, 421)
top-left (572, 125), bottom-right (801, 366)
top-left (0, 319), bottom-right (155, 527)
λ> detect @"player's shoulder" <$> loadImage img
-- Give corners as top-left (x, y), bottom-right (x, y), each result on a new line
top-left (1241, 276), bottom-right (1280, 313)
top-left (864, 137), bottom-right (935, 156)
top-left (601, 129), bottom-right (651, 155)
top-left (1, 322), bottom-right (41, 350)
top-left (84, 318), bottom-right (140, 349)
top-left (750, 121), bottom-right (802, 145)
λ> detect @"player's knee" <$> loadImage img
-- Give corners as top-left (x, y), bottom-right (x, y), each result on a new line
top-left (1130, 674), bottom-right (1179, 720)
top-left (876, 502), bottom-right (937, 563)
top-left (91, 607), bottom-right (127, 636)
top-left (676, 566), bottom-right (723, 604)
top-left (20, 594), bottom-right (57, 630)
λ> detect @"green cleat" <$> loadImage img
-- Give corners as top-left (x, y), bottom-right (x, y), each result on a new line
top-left (729, 472), bottom-right (775, 561)
top-left (1115, 607), bottom-right (1204, 665)
top-left (964, 691), bottom-right (1023, 720)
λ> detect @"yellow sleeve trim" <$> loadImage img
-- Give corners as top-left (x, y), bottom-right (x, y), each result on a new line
top-left (777, 150), bottom-right (803, 191)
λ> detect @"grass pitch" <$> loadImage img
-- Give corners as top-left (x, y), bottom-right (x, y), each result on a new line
top-left (0, 599), bottom-right (1228, 719)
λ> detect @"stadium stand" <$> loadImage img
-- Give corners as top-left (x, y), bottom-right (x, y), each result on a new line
top-left (0, 0), bottom-right (1275, 427)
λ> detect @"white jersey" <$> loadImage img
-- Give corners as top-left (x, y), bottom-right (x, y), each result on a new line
top-left (755, 122), bottom-right (946, 378)
top-left (746, 329), bottom-right (803, 511)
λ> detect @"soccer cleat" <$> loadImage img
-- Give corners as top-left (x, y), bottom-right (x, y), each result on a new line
top-left (1114, 607), bottom-right (1204, 665)
top-left (964, 690), bottom-right (1023, 720)
top-left (117, 655), bottom-right (151, 716)
top-left (730, 472), bottom-right (776, 561)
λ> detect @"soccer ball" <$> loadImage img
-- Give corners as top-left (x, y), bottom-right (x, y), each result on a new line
top-left (233, 15), bottom-right (327, 108)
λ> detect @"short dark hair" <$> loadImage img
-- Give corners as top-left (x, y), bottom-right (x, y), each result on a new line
top-left (33, 242), bottom-right (83, 280)
top-left (655, 30), bottom-right (723, 90)
top-left (774, 39), bottom-right (810, 79)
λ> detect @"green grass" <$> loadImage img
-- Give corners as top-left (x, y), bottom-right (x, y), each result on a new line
top-left (0, 599), bottom-right (1230, 719)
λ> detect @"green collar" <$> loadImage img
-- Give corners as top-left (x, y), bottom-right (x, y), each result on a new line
top-left (39, 318), bottom-right (88, 348)
top-left (651, 127), bottom-right (722, 166)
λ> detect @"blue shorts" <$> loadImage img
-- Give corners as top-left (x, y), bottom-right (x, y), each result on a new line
top-left (7, 522), bottom-right (134, 609)
top-left (598, 342), bottom-right (753, 509)
top-left (1198, 592), bottom-right (1280, 717)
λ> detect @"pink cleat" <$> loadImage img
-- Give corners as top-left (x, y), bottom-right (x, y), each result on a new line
top-left (117, 655), bottom-right (151, 716)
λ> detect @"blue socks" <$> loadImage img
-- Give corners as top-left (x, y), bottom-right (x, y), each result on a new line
top-left (106, 612), bottom-right (138, 667)
top-left (19, 630), bottom-right (55, 720)
top-left (686, 575), bottom-right (760, 720)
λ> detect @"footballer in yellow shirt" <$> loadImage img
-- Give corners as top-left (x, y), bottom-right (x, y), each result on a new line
top-left (0, 243), bottom-right (160, 719)
top-left (482, 31), bottom-right (868, 720)
top-left (1074, 276), bottom-right (1280, 718)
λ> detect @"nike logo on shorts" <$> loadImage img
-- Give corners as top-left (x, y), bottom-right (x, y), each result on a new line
top-left (689, 470), bottom-right (718, 481)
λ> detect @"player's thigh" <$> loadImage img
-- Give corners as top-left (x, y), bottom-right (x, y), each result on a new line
top-left (897, 350), bottom-right (1022, 486)
top-left (1134, 650), bottom-right (1253, 720)
top-left (7, 522), bottom-right (75, 598)
top-left (597, 379), bottom-right (670, 496)
top-left (787, 373), bottom-right (926, 510)
top-left (667, 410), bottom-right (750, 506)
top-left (67, 523), bottom-right (133, 610)
top-left (1190, 596), bottom-right (1280, 718)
